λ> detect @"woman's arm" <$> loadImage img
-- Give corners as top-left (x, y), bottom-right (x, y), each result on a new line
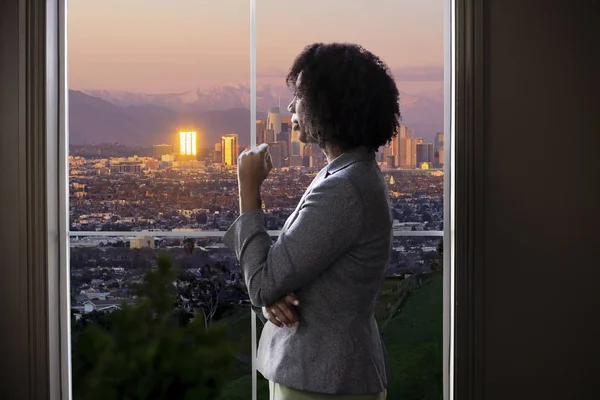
top-left (223, 176), bottom-right (364, 307)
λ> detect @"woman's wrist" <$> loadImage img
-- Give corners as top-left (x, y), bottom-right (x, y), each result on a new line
top-left (239, 185), bottom-right (262, 213)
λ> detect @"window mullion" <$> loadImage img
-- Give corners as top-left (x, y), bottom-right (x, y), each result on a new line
top-left (249, 2), bottom-right (258, 400)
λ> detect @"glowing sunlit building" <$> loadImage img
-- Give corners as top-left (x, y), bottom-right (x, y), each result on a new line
top-left (179, 131), bottom-right (197, 156)
top-left (221, 134), bottom-right (239, 166)
top-left (267, 107), bottom-right (282, 138)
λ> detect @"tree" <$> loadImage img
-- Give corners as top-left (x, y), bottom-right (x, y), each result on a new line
top-left (177, 269), bottom-right (226, 332)
top-left (196, 213), bottom-right (208, 225)
top-left (183, 238), bottom-right (195, 255)
top-left (72, 256), bottom-right (233, 400)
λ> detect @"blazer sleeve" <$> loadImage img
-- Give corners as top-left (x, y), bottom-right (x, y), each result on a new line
top-left (252, 304), bottom-right (268, 324)
top-left (222, 176), bottom-right (364, 307)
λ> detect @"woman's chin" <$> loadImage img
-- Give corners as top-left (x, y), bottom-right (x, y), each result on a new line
top-left (299, 132), bottom-right (313, 144)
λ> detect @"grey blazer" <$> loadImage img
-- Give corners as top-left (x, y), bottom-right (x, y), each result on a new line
top-left (223, 146), bottom-right (392, 395)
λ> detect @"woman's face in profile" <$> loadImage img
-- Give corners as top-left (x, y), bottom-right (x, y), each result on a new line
top-left (288, 73), bottom-right (316, 144)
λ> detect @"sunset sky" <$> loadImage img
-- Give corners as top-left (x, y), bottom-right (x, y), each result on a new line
top-left (68, 0), bottom-right (443, 94)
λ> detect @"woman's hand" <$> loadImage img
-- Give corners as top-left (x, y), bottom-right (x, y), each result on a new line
top-left (237, 143), bottom-right (272, 193)
top-left (263, 293), bottom-right (300, 328)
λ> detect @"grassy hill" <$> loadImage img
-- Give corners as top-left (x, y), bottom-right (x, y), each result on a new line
top-left (219, 275), bottom-right (443, 399)
top-left (381, 275), bottom-right (443, 399)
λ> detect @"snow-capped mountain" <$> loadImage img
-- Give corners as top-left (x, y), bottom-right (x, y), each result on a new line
top-left (71, 83), bottom-right (443, 146)
top-left (82, 84), bottom-right (441, 120)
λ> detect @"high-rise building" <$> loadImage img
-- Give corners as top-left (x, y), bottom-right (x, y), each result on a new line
top-left (266, 129), bottom-right (275, 143)
top-left (436, 145), bottom-right (445, 168)
top-left (386, 155), bottom-right (396, 168)
top-left (383, 145), bottom-right (394, 160)
top-left (376, 147), bottom-right (385, 163)
top-left (290, 155), bottom-right (303, 167)
top-left (405, 135), bottom-right (423, 168)
top-left (266, 107), bottom-right (282, 138)
top-left (277, 131), bottom-right (290, 146)
top-left (391, 133), bottom-right (399, 166)
top-left (197, 147), bottom-right (209, 158)
top-left (435, 132), bottom-right (444, 152)
top-left (303, 155), bottom-right (314, 168)
top-left (212, 143), bottom-right (222, 164)
top-left (397, 125), bottom-right (408, 167)
top-left (256, 120), bottom-right (267, 145)
top-left (412, 136), bottom-right (424, 167)
top-left (416, 142), bottom-right (435, 168)
top-left (268, 141), bottom-right (286, 169)
top-left (290, 129), bottom-right (304, 157)
top-left (303, 144), bottom-right (313, 157)
top-left (179, 131), bottom-right (197, 156)
top-left (281, 116), bottom-right (292, 135)
top-left (153, 144), bottom-right (173, 160)
top-left (428, 142), bottom-right (435, 165)
top-left (221, 134), bottom-right (239, 166)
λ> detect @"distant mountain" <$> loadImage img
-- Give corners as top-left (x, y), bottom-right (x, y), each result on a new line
top-left (69, 90), bottom-right (257, 147)
top-left (70, 84), bottom-right (443, 146)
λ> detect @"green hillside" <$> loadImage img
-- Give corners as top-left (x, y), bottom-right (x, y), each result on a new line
top-left (219, 275), bottom-right (443, 400)
top-left (381, 275), bottom-right (443, 400)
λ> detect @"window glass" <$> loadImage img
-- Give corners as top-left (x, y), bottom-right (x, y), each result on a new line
top-left (68, 1), bottom-right (253, 397)
top-left (256, 1), bottom-right (444, 398)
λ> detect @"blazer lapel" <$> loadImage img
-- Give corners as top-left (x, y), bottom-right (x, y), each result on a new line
top-left (281, 169), bottom-right (326, 233)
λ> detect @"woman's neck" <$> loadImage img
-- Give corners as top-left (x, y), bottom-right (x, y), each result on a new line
top-left (322, 145), bottom-right (343, 163)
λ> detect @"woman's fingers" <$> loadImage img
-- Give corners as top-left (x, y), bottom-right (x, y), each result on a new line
top-left (285, 294), bottom-right (300, 306)
top-left (269, 304), bottom-right (292, 326)
top-left (267, 298), bottom-right (300, 327)
top-left (267, 313), bottom-right (284, 327)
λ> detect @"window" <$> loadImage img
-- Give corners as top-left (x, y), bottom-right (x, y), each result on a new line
top-left (63, 1), bottom-right (449, 399)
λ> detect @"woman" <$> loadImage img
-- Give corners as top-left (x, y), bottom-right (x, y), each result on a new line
top-left (223, 42), bottom-right (400, 399)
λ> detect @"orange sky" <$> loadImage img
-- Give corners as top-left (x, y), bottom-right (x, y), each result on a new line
top-left (68, 0), bottom-right (443, 94)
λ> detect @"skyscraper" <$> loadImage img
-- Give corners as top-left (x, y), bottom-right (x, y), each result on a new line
top-left (391, 132), bottom-right (399, 166)
top-left (435, 132), bottom-right (444, 152)
top-left (266, 107), bottom-right (282, 139)
top-left (213, 143), bottom-right (222, 164)
top-left (408, 136), bottom-right (424, 168)
top-left (383, 144), bottom-right (394, 160)
top-left (265, 129), bottom-right (275, 143)
top-left (268, 141), bottom-right (285, 169)
top-left (276, 131), bottom-right (290, 146)
top-left (416, 142), bottom-right (434, 167)
top-left (427, 143), bottom-right (435, 165)
top-left (221, 134), bottom-right (238, 166)
top-left (397, 125), bottom-right (408, 167)
top-left (290, 155), bottom-right (303, 167)
top-left (179, 131), bottom-right (197, 156)
top-left (281, 116), bottom-right (292, 135)
top-left (256, 120), bottom-right (267, 145)
top-left (290, 129), bottom-right (304, 157)
top-left (436, 145), bottom-right (445, 168)
top-left (153, 144), bottom-right (173, 160)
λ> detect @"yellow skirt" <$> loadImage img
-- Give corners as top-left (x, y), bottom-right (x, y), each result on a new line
top-left (269, 381), bottom-right (387, 400)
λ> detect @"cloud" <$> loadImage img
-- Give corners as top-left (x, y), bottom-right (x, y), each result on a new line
top-left (257, 68), bottom-right (289, 79)
top-left (258, 65), bottom-right (444, 82)
top-left (391, 65), bottom-right (444, 82)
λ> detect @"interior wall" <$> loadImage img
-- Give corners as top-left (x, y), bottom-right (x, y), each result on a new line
top-left (2, 0), bottom-right (600, 399)
top-left (0, 0), bottom-right (30, 398)
top-left (482, 0), bottom-right (599, 398)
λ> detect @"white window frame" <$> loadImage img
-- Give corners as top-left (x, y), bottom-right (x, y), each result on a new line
top-left (52, 0), bottom-right (456, 399)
